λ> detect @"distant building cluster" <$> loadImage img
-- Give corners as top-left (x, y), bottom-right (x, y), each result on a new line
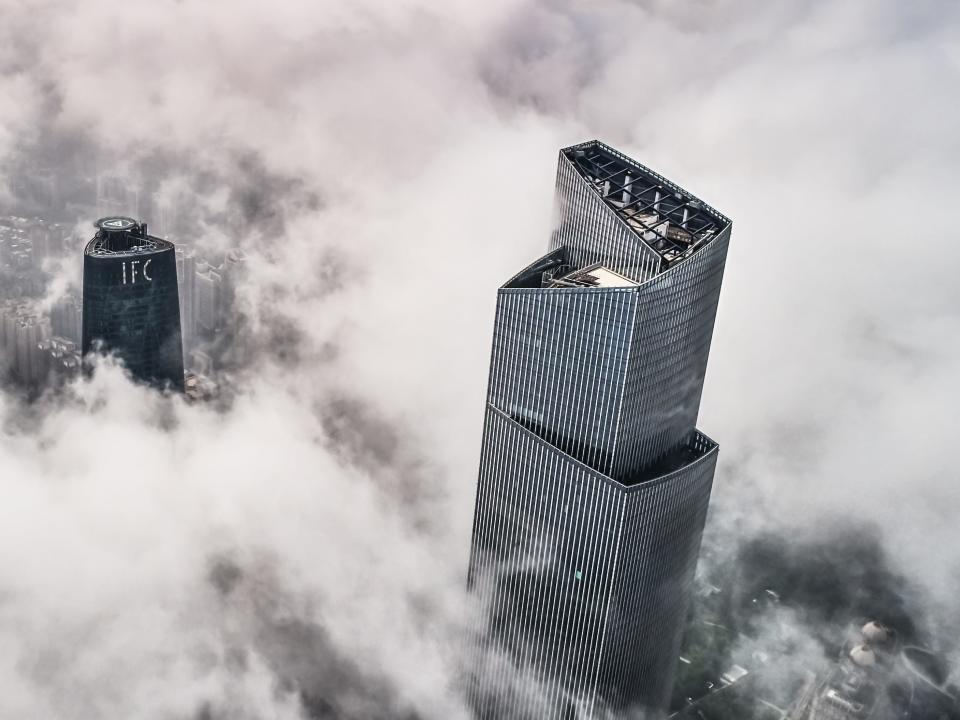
top-left (0, 215), bottom-right (72, 274)
top-left (0, 301), bottom-right (54, 385)
top-left (184, 246), bottom-right (247, 369)
top-left (0, 293), bottom-right (88, 389)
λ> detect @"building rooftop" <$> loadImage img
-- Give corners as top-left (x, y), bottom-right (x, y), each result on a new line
top-left (564, 141), bottom-right (729, 267)
top-left (85, 217), bottom-right (173, 257)
top-left (549, 263), bottom-right (639, 289)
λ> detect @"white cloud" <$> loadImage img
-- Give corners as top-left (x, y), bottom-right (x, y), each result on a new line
top-left (0, 0), bottom-right (958, 715)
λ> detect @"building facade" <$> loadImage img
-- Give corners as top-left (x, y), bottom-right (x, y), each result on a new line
top-left (0, 301), bottom-right (50, 386)
top-left (51, 293), bottom-right (82, 345)
top-left (176, 246), bottom-right (197, 353)
top-left (81, 217), bottom-right (184, 390)
top-left (468, 141), bottom-right (732, 718)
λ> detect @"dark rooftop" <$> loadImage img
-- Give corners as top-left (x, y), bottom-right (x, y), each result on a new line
top-left (85, 217), bottom-right (172, 257)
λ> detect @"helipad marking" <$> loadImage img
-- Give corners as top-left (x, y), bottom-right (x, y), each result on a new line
top-left (100, 217), bottom-right (136, 231)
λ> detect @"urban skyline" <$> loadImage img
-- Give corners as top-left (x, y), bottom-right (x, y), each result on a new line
top-left (0, 142), bottom-right (954, 720)
top-left (0, 1), bottom-right (957, 718)
top-left (0, 141), bottom-right (954, 720)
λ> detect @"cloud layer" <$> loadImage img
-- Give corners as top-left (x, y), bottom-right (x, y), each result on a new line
top-left (1, 0), bottom-right (958, 716)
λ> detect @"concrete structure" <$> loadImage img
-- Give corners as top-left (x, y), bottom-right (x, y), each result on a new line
top-left (195, 264), bottom-right (222, 334)
top-left (50, 294), bottom-right (83, 345)
top-left (0, 302), bottom-right (50, 385)
top-left (38, 336), bottom-right (82, 384)
top-left (468, 141), bottom-right (731, 718)
top-left (176, 246), bottom-right (197, 354)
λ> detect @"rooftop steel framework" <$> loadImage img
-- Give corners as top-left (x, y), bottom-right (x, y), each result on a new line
top-left (564, 141), bottom-right (726, 266)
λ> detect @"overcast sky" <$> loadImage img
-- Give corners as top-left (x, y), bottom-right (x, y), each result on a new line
top-left (0, 0), bottom-right (958, 717)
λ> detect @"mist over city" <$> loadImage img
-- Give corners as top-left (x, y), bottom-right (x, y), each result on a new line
top-left (0, 1), bottom-right (957, 718)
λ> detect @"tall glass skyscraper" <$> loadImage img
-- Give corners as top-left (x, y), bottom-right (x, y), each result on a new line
top-left (82, 216), bottom-right (184, 391)
top-left (468, 141), bottom-right (731, 718)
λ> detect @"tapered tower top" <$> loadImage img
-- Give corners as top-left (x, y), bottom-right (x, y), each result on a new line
top-left (86, 216), bottom-right (172, 256)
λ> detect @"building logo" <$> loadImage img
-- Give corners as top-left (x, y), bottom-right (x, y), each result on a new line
top-left (121, 259), bottom-right (153, 284)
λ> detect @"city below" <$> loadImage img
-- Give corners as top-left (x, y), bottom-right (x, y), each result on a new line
top-left (0, 144), bottom-right (955, 720)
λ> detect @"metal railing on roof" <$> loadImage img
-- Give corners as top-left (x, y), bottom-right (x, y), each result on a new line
top-left (563, 140), bottom-right (729, 266)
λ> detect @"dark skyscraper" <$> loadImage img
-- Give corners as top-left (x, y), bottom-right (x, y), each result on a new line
top-left (468, 141), bottom-right (731, 718)
top-left (81, 217), bottom-right (184, 391)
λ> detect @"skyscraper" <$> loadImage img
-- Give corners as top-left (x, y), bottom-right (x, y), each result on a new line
top-left (0, 302), bottom-right (50, 386)
top-left (194, 264), bottom-right (223, 335)
top-left (468, 141), bottom-right (731, 718)
top-left (81, 217), bottom-right (184, 390)
top-left (175, 246), bottom-right (197, 353)
top-left (51, 293), bottom-right (82, 345)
